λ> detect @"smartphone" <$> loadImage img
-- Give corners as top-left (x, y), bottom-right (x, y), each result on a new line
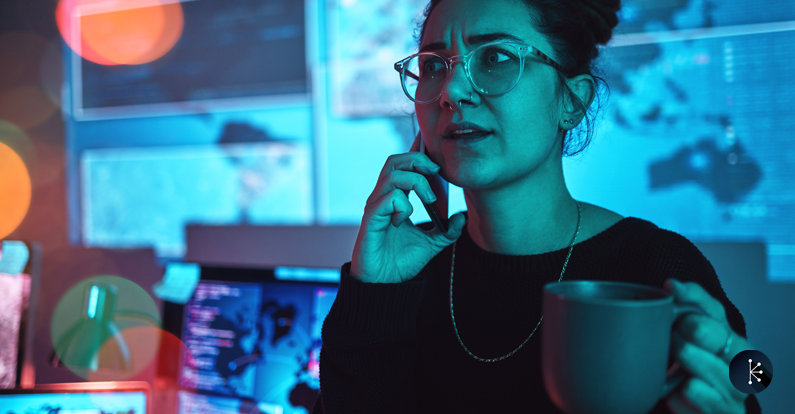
top-left (416, 132), bottom-right (449, 233)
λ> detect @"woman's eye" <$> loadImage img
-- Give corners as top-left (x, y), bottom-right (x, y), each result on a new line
top-left (485, 51), bottom-right (511, 64)
top-left (423, 60), bottom-right (445, 73)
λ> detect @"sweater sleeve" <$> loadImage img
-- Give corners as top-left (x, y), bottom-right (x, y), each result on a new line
top-left (640, 227), bottom-right (762, 414)
top-left (316, 262), bottom-right (426, 414)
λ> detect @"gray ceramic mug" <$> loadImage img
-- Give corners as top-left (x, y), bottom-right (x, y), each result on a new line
top-left (542, 281), bottom-right (702, 414)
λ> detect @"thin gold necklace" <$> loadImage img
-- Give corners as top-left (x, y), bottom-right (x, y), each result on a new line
top-left (449, 201), bottom-right (582, 363)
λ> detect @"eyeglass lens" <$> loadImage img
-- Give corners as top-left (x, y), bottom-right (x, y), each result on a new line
top-left (402, 43), bottom-right (523, 102)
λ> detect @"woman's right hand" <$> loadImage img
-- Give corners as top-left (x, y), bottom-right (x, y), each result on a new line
top-left (350, 136), bottom-right (466, 284)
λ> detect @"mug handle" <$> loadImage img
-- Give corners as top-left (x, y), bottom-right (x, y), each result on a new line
top-left (661, 303), bottom-right (705, 396)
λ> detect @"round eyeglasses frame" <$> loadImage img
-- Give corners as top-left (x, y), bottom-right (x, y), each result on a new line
top-left (394, 40), bottom-right (567, 104)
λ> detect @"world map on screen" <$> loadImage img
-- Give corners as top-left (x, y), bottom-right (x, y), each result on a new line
top-left (562, 0), bottom-right (795, 281)
top-left (179, 281), bottom-right (336, 414)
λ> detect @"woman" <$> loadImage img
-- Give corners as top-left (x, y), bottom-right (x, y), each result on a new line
top-left (316, 0), bottom-right (760, 413)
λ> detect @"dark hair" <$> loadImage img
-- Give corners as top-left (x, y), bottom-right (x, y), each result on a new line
top-left (417, 0), bottom-right (621, 156)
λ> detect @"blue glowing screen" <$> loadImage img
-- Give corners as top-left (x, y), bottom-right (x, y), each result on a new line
top-left (177, 280), bottom-right (337, 413)
top-left (0, 391), bottom-right (146, 413)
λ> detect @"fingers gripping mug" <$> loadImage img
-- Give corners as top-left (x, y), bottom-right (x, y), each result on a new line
top-left (541, 281), bottom-right (703, 414)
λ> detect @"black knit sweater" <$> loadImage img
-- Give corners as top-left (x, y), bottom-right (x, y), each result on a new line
top-left (316, 217), bottom-right (761, 413)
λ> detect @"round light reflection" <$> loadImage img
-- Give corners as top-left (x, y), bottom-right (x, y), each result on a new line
top-left (0, 141), bottom-right (32, 239)
top-left (51, 275), bottom-right (161, 379)
top-left (56, 0), bottom-right (184, 66)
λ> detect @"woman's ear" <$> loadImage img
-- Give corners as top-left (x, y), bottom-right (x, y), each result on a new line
top-left (560, 74), bottom-right (595, 129)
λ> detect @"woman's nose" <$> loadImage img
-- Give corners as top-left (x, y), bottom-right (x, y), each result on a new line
top-left (439, 60), bottom-right (473, 110)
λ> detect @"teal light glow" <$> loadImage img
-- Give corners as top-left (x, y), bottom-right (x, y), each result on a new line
top-left (87, 285), bottom-right (99, 319)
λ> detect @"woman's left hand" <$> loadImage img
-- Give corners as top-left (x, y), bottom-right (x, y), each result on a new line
top-left (663, 279), bottom-right (750, 414)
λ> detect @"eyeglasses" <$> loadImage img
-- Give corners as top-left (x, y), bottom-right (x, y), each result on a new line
top-left (394, 40), bottom-right (566, 104)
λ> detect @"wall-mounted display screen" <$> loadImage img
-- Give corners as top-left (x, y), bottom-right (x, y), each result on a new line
top-left (73, 0), bottom-right (308, 120)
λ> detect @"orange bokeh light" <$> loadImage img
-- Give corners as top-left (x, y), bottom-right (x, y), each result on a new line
top-left (56, 0), bottom-right (114, 65)
top-left (56, 0), bottom-right (184, 66)
top-left (0, 142), bottom-right (32, 239)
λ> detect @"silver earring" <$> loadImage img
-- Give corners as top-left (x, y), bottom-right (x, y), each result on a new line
top-left (563, 119), bottom-right (573, 125)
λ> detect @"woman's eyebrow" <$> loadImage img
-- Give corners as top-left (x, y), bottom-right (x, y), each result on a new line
top-left (419, 41), bottom-right (446, 53)
top-left (468, 32), bottom-right (524, 45)
top-left (419, 32), bottom-right (525, 53)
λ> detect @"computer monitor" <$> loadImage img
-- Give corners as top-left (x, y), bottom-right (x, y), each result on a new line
top-left (0, 381), bottom-right (150, 413)
top-left (161, 265), bottom-right (339, 414)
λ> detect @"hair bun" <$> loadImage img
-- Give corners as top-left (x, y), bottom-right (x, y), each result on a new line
top-left (577, 0), bottom-right (621, 45)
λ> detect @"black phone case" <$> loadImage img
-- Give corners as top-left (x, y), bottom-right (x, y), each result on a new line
top-left (418, 133), bottom-right (449, 233)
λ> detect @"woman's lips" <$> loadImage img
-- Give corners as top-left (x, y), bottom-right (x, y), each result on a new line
top-left (442, 122), bottom-right (491, 139)
top-left (449, 129), bottom-right (491, 140)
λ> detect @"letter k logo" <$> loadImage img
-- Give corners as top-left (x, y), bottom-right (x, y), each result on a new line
top-left (749, 359), bottom-right (763, 385)
top-left (730, 350), bottom-right (773, 394)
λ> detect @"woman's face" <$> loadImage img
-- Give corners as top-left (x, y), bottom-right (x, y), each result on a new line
top-left (417, 0), bottom-right (564, 191)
